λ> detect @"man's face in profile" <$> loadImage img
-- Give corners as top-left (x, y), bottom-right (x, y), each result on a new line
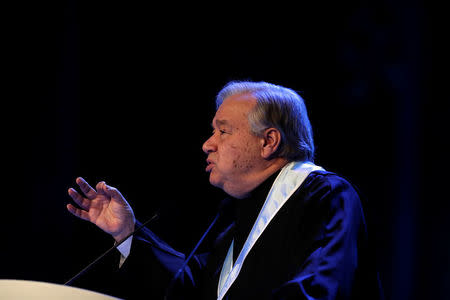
top-left (202, 93), bottom-right (262, 198)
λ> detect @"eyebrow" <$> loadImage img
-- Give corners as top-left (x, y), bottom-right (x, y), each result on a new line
top-left (211, 119), bottom-right (232, 128)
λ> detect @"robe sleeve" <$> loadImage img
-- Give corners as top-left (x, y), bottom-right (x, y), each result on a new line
top-left (112, 221), bottom-right (208, 299)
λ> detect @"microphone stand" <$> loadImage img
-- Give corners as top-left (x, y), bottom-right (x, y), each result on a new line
top-left (163, 211), bottom-right (220, 300)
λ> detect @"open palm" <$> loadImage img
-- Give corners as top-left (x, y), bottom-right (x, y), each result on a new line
top-left (67, 177), bottom-right (135, 242)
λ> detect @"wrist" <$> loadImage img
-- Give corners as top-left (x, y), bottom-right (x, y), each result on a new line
top-left (113, 219), bottom-right (136, 243)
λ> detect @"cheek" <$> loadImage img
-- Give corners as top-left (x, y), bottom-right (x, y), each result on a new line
top-left (227, 139), bottom-right (260, 171)
top-left (217, 144), bottom-right (240, 170)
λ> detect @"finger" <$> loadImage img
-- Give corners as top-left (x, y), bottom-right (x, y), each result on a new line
top-left (68, 188), bottom-right (90, 210)
top-left (96, 181), bottom-right (106, 195)
top-left (103, 183), bottom-right (124, 201)
top-left (76, 177), bottom-right (97, 200)
top-left (66, 203), bottom-right (91, 222)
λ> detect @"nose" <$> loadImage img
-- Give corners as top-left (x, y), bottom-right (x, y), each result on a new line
top-left (202, 134), bottom-right (216, 154)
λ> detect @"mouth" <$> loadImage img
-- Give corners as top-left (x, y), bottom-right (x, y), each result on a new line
top-left (205, 159), bottom-right (214, 172)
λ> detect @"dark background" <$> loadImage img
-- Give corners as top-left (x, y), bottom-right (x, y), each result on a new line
top-left (2, 1), bottom-right (442, 299)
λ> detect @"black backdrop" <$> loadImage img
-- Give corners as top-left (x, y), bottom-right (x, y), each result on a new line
top-left (2, 1), bottom-right (442, 299)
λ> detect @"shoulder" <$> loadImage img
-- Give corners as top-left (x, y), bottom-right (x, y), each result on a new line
top-left (291, 170), bottom-right (364, 216)
top-left (300, 170), bottom-right (360, 198)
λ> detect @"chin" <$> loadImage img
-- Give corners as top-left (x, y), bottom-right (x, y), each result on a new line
top-left (208, 173), bottom-right (223, 189)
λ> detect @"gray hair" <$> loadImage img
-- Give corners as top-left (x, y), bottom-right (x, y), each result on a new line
top-left (216, 81), bottom-right (315, 162)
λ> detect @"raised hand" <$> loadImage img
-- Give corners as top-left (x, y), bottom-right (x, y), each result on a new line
top-left (67, 177), bottom-right (136, 242)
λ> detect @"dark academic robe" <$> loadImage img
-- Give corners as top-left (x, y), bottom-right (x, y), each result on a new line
top-left (74, 169), bottom-right (383, 300)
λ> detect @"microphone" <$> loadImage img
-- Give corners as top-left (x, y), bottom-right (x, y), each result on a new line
top-left (163, 210), bottom-right (221, 300)
top-left (64, 211), bottom-right (160, 286)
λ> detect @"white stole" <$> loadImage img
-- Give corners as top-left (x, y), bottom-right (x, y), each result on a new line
top-left (217, 161), bottom-right (324, 299)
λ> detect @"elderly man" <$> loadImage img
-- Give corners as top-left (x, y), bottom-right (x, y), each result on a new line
top-left (67, 81), bottom-right (383, 299)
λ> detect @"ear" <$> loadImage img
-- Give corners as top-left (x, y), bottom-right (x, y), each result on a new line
top-left (260, 128), bottom-right (282, 159)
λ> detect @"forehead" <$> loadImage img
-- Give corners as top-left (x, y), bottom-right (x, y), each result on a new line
top-left (213, 93), bottom-right (257, 126)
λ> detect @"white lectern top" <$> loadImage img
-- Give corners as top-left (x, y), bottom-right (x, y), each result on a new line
top-left (0, 279), bottom-right (123, 300)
